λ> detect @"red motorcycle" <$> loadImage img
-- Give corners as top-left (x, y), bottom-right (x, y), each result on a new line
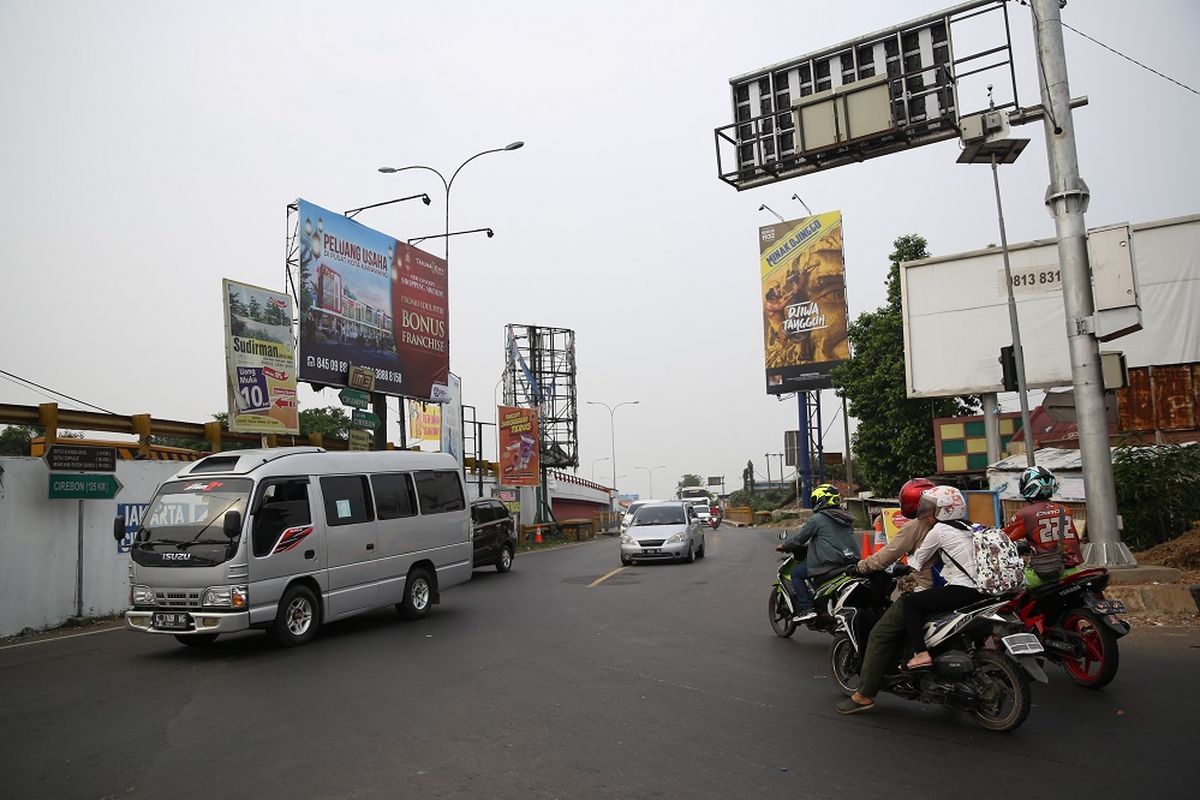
top-left (1005, 567), bottom-right (1130, 688)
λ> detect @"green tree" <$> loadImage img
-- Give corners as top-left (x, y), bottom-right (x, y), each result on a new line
top-left (676, 473), bottom-right (703, 491)
top-left (0, 425), bottom-right (37, 456)
top-left (299, 406), bottom-right (350, 440)
top-left (742, 459), bottom-right (755, 494)
top-left (830, 234), bottom-right (978, 495)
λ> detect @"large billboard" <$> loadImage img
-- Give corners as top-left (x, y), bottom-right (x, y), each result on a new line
top-left (497, 405), bottom-right (540, 486)
top-left (223, 279), bottom-right (299, 434)
top-left (760, 211), bottom-right (850, 393)
top-left (296, 199), bottom-right (449, 399)
top-left (901, 215), bottom-right (1200, 397)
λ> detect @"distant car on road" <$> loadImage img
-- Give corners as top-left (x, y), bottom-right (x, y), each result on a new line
top-left (470, 498), bottom-right (516, 573)
top-left (620, 501), bottom-right (706, 565)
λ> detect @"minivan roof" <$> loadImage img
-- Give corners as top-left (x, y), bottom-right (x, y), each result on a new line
top-left (170, 447), bottom-right (460, 480)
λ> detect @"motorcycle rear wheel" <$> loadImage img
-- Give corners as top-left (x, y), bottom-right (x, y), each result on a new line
top-left (830, 633), bottom-right (861, 697)
top-left (970, 651), bottom-right (1031, 732)
top-left (1059, 608), bottom-right (1120, 689)
top-left (768, 586), bottom-right (797, 638)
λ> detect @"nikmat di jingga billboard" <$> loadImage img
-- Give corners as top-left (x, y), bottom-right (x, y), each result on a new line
top-left (296, 198), bottom-right (449, 399)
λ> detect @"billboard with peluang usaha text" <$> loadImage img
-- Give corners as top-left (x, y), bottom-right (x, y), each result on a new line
top-left (295, 198), bottom-right (449, 399)
top-left (497, 405), bottom-right (540, 486)
top-left (223, 279), bottom-right (299, 434)
top-left (759, 211), bottom-right (850, 393)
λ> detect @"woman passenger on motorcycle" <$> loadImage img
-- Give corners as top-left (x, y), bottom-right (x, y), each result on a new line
top-left (902, 486), bottom-right (983, 671)
top-left (776, 484), bottom-right (859, 623)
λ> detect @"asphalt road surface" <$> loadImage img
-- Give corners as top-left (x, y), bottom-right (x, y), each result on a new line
top-left (2, 526), bottom-right (1197, 799)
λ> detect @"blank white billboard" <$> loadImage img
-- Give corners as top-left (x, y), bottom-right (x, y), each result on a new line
top-left (901, 214), bottom-right (1200, 398)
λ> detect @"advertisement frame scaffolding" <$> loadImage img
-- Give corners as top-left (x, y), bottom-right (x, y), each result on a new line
top-left (503, 324), bottom-right (579, 470)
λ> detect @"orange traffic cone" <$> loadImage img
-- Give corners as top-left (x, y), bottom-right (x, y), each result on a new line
top-left (535, 529), bottom-right (543, 544)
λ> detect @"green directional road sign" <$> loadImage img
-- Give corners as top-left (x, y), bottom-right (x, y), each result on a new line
top-left (338, 388), bottom-right (371, 410)
top-left (49, 473), bottom-right (123, 500)
top-left (351, 409), bottom-right (380, 431)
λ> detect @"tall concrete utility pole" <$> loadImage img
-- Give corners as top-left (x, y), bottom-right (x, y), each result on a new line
top-left (1031, 0), bottom-right (1133, 566)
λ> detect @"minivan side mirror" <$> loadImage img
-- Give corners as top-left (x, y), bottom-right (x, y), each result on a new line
top-left (223, 510), bottom-right (243, 539)
top-left (113, 516), bottom-right (125, 543)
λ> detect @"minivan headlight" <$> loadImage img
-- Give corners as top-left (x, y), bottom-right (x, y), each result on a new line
top-left (131, 585), bottom-right (155, 606)
top-left (667, 531), bottom-right (687, 544)
top-left (621, 534), bottom-right (636, 545)
top-left (202, 585), bottom-right (248, 608)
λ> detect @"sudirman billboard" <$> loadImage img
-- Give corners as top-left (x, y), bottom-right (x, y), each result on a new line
top-left (760, 211), bottom-right (850, 393)
top-left (296, 198), bottom-right (449, 399)
top-left (223, 279), bottom-right (299, 434)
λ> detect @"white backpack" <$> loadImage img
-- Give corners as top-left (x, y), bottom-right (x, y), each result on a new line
top-left (940, 527), bottom-right (1026, 595)
top-left (970, 528), bottom-right (1026, 595)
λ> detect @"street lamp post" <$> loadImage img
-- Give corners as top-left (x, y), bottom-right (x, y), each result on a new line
top-left (586, 399), bottom-right (639, 513)
top-left (378, 141), bottom-right (523, 457)
top-left (635, 465), bottom-right (667, 500)
top-left (379, 141), bottom-right (523, 262)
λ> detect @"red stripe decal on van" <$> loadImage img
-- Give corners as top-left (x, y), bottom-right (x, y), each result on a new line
top-left (273, 526), bottom-right (314, 554)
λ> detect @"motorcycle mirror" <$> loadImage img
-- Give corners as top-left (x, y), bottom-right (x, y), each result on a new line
top-left (778, 531), bottom-right (787, 540)
top-left (113, 516), bottom-right (125, 543)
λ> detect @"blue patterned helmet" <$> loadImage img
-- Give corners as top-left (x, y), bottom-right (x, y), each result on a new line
top-left (1018, 466), bottom-right (1058, 501)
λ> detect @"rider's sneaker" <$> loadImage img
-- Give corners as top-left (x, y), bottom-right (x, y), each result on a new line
top-left (792, 609), bottom-right (817, 623)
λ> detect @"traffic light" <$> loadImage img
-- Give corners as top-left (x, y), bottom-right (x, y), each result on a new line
top-left (999, 346), bottom-right (1018, 392)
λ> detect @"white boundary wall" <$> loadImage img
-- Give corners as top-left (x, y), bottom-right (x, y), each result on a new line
top-left (901, 214), bottom-right (1200, 397)
top-left (0, 457), bottom-right (180, 637)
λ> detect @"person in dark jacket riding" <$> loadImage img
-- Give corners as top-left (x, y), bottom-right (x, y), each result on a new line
top-left (776, 484), bottom-right (860, 622)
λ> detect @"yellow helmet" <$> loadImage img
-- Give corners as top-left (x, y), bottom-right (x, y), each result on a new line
top-left (811, 483), bottom-right (840, 511)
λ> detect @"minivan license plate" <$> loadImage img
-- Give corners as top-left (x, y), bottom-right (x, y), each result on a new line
top-left (643, 548), bottom-right (660, 555)
top-left (152, 612), bottom-right (192, 631)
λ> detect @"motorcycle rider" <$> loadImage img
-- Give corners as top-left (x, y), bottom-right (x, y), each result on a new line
top-left (776, 484), bottom-right (859, 623)
top-left (1004, 466), bottom-right (1083, 586)
top-left (835, 478), bottom-right (937, 715)
top-left (902, 486), bottom-right (983, 670)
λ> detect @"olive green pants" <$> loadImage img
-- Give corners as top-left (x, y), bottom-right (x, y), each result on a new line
top-left (857, 598), bottom-right (907, 699)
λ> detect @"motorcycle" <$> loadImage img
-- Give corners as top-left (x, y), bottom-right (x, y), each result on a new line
top-left (769, 535), bottom-right (889, 638)
top-left (829, 584), bottom-right (1048, 732)
top-left (1005, 566), bottom-right (1130, 689)
top-left (708, 516), bottom-right (721, 530)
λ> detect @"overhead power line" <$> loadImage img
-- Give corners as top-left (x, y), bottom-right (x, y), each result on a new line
top-left (1060, 20), bottom-right (1198, 97)
top-left (0, 368), bottom-right (120, 416)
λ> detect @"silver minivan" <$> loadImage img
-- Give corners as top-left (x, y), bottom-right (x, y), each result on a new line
top-left (115, 447), bottom-right (472, 648)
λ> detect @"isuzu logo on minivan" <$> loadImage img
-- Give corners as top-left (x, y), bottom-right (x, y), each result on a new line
top-left (161, 552), bottom-right (191, 561)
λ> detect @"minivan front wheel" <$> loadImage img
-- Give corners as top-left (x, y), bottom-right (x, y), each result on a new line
top-left (399, 567), bottom-right (433, 620)
top-left (271, 584), bottom-right (319, 647)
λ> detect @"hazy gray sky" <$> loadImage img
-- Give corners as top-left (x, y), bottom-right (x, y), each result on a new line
top-left (2, 1), bottom-right (1197, 498)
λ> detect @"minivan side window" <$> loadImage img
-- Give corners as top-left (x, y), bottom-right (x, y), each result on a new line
top-left (320, 475), bottom-right (375, 526)
top-left (414, 470), bottom-right (465, 514)
top-left (372, 473), bottom-right (417, 520)
top-left (252, 479), bottom-right (312, 557)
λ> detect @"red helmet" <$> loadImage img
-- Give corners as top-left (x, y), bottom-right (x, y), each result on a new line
top-left (899, 477), bottom-right (936, 518)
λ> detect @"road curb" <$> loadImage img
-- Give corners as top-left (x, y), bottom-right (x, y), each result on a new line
top-left (1105, 583), bottom-right (1200, 615)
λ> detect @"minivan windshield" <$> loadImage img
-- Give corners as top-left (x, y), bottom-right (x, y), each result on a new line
top-left (130, 478), bottom-right (252, 567)
top-left (633, 506), bottom-right (687, 526)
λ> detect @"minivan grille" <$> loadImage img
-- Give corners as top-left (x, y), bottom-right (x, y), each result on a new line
top-left (638, 539), bottom-right (666, 547)
top-left (155, 590), bottom-right (202, 609)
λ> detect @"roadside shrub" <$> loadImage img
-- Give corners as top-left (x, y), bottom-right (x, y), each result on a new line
top-left (1112, 444), bottom-right (1200, 550)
